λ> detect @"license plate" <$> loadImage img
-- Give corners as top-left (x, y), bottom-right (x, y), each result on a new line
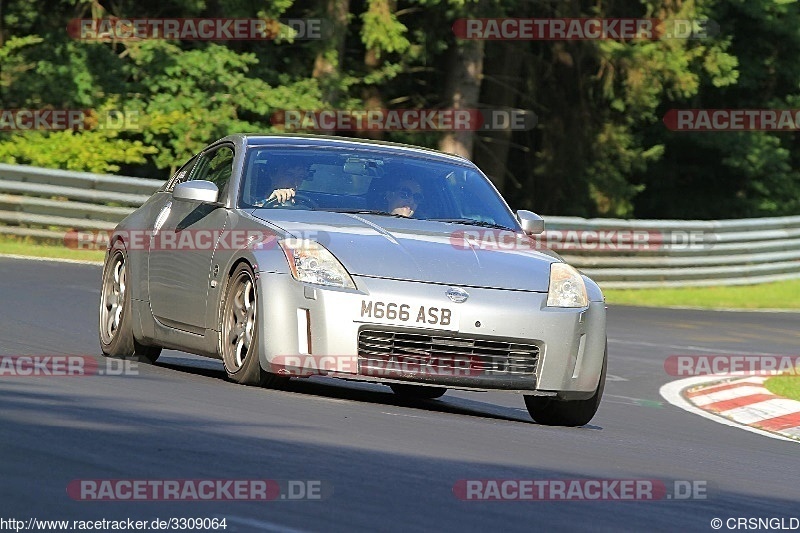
top-left (357, 300), bottom-right (459, 330)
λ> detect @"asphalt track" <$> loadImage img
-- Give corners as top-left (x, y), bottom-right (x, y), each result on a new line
top-left (0, 257), bottom-right (798, 532)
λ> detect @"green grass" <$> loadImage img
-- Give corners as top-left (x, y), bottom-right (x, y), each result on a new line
top-left (604, 279), bottom-right (800, 309)
top-left (0, 235), bottom-right (105, 262)
top-left (764, 372), bottom-right (800, 402)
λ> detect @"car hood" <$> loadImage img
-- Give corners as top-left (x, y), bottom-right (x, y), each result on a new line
top-left (250, 209), bottom-right (555, 292)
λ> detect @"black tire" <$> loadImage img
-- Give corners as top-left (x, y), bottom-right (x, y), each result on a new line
top-left (390, 384), bottom-right (447, 400)
top-left (524, 343), bottom-right (607, 427)
top-left (99, 241), bottom-right (161, 363)
top-left (219, 263), bottom-right (286, 388)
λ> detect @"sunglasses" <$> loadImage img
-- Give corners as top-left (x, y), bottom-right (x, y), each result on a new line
top-left (394, 186), bottom-right (423, 203)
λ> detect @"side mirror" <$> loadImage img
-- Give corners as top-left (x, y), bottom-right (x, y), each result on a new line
top-left (517, 210), bottom-right (545, 235)
top-left (173, 180), bottom-right (219, 204)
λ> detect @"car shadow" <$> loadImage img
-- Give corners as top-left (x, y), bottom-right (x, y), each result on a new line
top-left (152, 353), bottom-right (602, 429)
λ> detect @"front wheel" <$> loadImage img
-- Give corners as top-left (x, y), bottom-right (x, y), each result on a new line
top-left (219, 263), bottom-right (286, 388)
top-left (524, 344), bottom-right (607, 427)
top-left (390, 384), bottom-right (447, 400)
top-left (99, 242), bottom-right (161, 363)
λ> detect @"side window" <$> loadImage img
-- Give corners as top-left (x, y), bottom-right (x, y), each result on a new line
top-left (190, 146), bottom-right (235, 200)
top-left (163, 156), bottom-right (198, 192)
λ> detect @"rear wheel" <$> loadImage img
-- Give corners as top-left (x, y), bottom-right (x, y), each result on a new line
top-left (219, 263), bottom-right (285, 388)
top-left (99, 242), bottom-right (161, 363)
top-left (524, 344), bottom-right (607, 427)
top-left (390, 384), bottom-right (447, 400)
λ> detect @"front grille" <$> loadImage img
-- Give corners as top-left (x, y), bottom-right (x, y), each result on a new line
top-left (357, 329), bottom-right (540, 377)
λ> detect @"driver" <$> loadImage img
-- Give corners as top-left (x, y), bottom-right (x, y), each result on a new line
top-left (385, 178), bottom-right (424, 218)
top-left (258, 159), bottom-right (309, 205)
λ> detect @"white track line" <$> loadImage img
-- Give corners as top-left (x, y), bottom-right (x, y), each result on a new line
top-left (609, 338), bottom-right (790, 357)
top-left (659, 376), bottom-right (797, 443)
top-left (0, 253), bottom-right (103, 266)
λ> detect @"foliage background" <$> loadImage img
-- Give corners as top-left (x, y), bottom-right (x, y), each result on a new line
top-left (1, 0), bottom-right (798, 219)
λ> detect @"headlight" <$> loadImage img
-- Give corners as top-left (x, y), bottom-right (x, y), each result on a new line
top-left (279, 239), bottom-right (356, 289)
top-left (547, 263), bottom-right (588, 308)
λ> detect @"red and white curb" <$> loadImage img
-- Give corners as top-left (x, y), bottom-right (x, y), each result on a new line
top-left (660, 376), bottom-right (800, 443)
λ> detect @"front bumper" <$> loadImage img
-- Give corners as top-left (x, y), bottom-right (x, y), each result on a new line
top-left (255, 272), bottom-right (606, 396)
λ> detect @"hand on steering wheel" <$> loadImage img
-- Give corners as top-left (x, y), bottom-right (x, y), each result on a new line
top-left (267, 188), bottom-right (295, 204)
top-left (262, 190), bottom-right (318, 209)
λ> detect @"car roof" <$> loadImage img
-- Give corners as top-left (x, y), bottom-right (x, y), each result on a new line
top-left (219, 133), bottom-right (474, 166)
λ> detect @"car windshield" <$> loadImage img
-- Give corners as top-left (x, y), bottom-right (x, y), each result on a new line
top-left (239, 147), bottom-right (520, 230)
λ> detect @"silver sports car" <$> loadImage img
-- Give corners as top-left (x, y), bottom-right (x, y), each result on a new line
top-left (99, 134), bottom-right (607, 426)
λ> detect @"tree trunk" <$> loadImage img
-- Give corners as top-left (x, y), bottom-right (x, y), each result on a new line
top-left (438, 39), bottom-right (484, 159)
top-left (313, 0), bottom-right (350, 105)
top-left (361, 0), bottom-right (395, 140)
top-left (473, 43), bottom-right (524, 192)
top-left (0, 0), bottom-right (5, 47)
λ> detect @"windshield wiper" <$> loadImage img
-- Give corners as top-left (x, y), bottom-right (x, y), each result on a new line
top-left (317, 208), bottom-right (409, 218)
top-left (428, 218), bottom-right (515, 231)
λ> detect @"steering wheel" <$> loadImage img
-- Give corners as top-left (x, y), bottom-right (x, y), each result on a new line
top-left (262, 191), bottom-right (319, 209)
